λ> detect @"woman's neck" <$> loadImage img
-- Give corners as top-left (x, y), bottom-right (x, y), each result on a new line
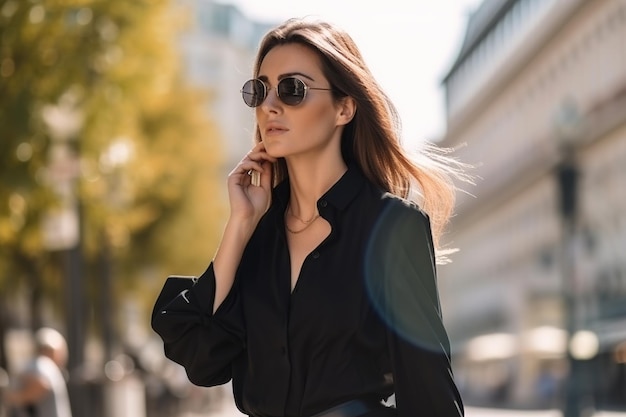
top-left (286, 156), bottom-right (347, 218)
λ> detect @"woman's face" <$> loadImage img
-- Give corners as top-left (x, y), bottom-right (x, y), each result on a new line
top-left (255, 43), bottom-right (350, 159)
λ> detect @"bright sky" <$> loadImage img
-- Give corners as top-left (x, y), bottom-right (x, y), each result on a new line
top-left (225, 0), bottom-right (481, 149)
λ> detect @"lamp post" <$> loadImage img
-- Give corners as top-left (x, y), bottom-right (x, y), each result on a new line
top-left (99, 138), bottom-right (133, 362)
top-left (553, 98), bottom-right (589, 417)
top-left (557, 147), bottom-right (580, 417)
top-left (41, 90), bottom-right (87, 417)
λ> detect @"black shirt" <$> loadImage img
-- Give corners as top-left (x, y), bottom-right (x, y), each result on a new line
top-left (151, 165), bottom-right (464, 417)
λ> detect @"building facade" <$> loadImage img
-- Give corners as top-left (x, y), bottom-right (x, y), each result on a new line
top-left (438, 0), bottom-right (626, 410)
top-left (176, 0), bottom-right (276, 170)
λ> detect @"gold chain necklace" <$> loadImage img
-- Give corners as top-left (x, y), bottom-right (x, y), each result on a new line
top-left (285, 216), bottom-right (320, 234)
top-left (288, 206), bottom-right (318, 224)
top-left (285, 205), bottom-right (320, 234)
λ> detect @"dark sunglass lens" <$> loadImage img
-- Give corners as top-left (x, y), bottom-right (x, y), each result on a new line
top-left (277, 77), bottom-right (306, 106)
top-left (241, 79), bottom-right (266, 107)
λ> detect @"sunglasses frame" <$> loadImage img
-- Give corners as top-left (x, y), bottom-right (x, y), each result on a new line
top-left (241, 77), bottom-right (333, 107)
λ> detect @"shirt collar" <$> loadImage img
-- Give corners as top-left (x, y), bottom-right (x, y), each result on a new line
top-left (320, 163), bottom-right (365, 211)
top-left (273, 163), bottom-right (366, 213)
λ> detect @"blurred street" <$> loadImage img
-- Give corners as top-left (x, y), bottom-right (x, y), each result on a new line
top-left (177, 395), bottom-right (626, 417)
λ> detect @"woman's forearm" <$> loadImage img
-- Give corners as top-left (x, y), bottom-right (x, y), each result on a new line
top-left (212, 217), bottom-right (256, 312)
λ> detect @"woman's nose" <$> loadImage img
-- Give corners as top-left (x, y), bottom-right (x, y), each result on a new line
top-left (260, 86), bottom-right (281, 112)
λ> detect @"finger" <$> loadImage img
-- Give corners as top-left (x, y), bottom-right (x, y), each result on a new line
top-left (246, 150), bottom-right (277, 164)
top-left (248, 142), bottom-right (277, 161)
top-left (236, 160), bottom-right (265, 176)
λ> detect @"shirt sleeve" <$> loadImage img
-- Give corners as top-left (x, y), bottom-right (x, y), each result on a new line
top-left (366, 199), bottom-right (464, 417)
top-left (151, 262), bottom-right (245, 387)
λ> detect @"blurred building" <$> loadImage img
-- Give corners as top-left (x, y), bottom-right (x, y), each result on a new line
top-left (438, 0), bottom-right (626, 410)
top-left (175, 0), bottom-right (276, 170)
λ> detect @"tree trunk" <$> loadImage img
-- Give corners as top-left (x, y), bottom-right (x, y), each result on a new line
top-left (16, 252), bottom-right (44, 332)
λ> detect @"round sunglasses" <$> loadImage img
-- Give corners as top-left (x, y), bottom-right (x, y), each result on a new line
top-left (241, 77), bottom-right (333, 107)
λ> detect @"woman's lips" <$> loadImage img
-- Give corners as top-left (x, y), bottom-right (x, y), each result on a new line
top-left (265, 123), bottom-right (288, 135)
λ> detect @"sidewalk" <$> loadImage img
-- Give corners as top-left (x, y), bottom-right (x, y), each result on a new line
top-left (467, 408), bottom-right (626, 417)
top-left (186, 399), bottom-right (626, 417)
top-left (178, 396), bottom-right (244, 417)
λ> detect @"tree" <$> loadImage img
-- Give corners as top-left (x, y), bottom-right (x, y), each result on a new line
top-left (0, 0), bottom-right (226, 369)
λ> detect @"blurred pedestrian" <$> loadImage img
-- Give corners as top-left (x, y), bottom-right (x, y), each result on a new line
top-left (152, 17), bottom-right (467, 417)
top-left (3, 328), bottom-right (72, 417)
top-left (536, 365), bottom-right (559, 408)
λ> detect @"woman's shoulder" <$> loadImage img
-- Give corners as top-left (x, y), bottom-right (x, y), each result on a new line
top-left (357, 177), bottom-right (430, 227)
top-left (366, 191), bottom-right (436, 265)
top-left (378, 191), bottom-right (429, 223)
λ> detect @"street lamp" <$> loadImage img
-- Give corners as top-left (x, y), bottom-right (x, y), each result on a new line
top-left (41, 92), bottom-right (85, 367)
top-left (553, 97), bottom-right (591, 417)
top-left (41, 89), bottom-right (89, 417)
top-left (98, 138), bottom-right (133, 362)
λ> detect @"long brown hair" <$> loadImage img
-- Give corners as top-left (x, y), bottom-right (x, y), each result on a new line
top-left (252, 18), bottom-right (470, 260)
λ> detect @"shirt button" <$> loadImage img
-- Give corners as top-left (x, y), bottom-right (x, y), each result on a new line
top-left (281, 347), bottom-right (287, 355)
top-left (319, 200), bottom-right (328, 208)
top-left (312, 251), bottom-right (320, 259)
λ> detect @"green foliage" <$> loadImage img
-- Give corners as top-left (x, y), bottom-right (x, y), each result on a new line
top-left (0, 0), bottom-right (226, 328)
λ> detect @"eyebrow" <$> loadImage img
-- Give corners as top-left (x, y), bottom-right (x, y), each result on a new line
top-left (258, 72), bottom-right (316, 83)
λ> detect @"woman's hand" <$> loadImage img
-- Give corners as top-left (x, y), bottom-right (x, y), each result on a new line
top-left (227, 142), bottom-right (276, 226)
top-left (212, 142), bottom-right (276, 311)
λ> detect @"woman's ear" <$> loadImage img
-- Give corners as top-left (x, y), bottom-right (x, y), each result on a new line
top-left (336, 96), bottom-right (356, 126)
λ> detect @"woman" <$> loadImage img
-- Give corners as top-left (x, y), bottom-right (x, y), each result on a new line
top-left (152, 18), bottom-right (465, 417)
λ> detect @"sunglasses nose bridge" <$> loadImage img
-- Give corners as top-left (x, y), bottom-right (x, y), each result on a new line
top-left (260, 84), bottom-right (282, 108)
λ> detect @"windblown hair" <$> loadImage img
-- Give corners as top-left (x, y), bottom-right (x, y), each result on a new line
top-left (252, 18), bottom-right (470, 261)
